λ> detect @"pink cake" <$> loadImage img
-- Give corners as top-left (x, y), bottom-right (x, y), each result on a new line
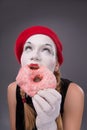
top-left (16, 65), bottom-right (57, 97)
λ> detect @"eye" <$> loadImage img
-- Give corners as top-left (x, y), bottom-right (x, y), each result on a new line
top-left (42, 48), bottom-right (51, 53)
top-left (25, 46), bottom-right (32, 51)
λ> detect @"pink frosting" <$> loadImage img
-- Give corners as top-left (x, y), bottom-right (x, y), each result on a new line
top-left (16, 65), bottom-right (57, 97)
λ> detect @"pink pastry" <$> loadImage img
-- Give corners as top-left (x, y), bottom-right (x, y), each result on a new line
top-left (16, 64), bottom-right (57, 97)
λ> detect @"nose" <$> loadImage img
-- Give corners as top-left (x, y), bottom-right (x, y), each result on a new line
top-left (30, 51), bottom-right (41, 61)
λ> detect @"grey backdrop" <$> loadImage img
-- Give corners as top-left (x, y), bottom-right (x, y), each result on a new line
top-left (0, 0), bottom-right (87, 130)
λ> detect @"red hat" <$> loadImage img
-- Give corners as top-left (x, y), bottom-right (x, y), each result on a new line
top-left (14, 26), bottom-right (63, 65)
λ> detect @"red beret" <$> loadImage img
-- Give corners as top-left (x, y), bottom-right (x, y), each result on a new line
top-left (14, 26), bottom-right (63, 65)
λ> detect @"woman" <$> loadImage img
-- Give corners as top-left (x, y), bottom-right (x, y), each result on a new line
top-left (7, 26), bottom-right (84, 130)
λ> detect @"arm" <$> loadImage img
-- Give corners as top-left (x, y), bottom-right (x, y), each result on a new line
top-left (63, 83), bottom-right (84, 130)
top-left (7, 82), bottom-right (17, 130)
top-left (32, 89), bottom-right (62, 130)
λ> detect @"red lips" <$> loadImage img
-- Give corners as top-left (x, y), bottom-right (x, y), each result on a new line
top-left (29, 64), bottom-right (39, 70)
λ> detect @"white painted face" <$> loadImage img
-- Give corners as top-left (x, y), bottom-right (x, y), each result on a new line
top-left (21, 34), bottom-right (57, 72)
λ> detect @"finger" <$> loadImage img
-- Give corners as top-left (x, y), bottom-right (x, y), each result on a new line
top-left (32, 94), bottom-right (52, 114)
top-left (38, 89), bottom-right (61, 105)
top-left (46, 89), bottom-right (62, 99)
top-left (32, 97), bottom-right (42, 114)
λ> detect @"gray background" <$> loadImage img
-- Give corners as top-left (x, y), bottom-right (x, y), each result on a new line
top-left (0, 0), bottom-right (87, 130)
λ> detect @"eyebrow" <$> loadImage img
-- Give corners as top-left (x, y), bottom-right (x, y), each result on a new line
top-left (26, 41), bottom-right (31, 44)
top-left (25, 42), bottom-right (54, 51)
top-left (44, 43), bottom-right (52, 48)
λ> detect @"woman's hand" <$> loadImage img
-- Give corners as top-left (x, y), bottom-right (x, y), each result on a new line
top-left (32, 88), bottom-right (62, 130)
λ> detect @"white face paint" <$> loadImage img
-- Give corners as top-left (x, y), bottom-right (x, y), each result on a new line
top-left (21, 34), bottom-right (57, 72)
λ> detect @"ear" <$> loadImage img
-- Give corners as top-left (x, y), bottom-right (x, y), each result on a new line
top-left (54, 62), bottom-right (59, 72)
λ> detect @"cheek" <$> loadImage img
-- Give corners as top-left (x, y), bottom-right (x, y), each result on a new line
top-left (50, 61), bottom-right (56, 67)
top-left (49, 59), bottom-right (56, 69)
top-left (21, 53), bottom-right (30, 66)
top-left (44, 57), bottom-right (56, 72)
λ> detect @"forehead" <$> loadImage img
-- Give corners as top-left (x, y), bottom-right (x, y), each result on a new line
top-left (25, 34), bottom-right (56, 48)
